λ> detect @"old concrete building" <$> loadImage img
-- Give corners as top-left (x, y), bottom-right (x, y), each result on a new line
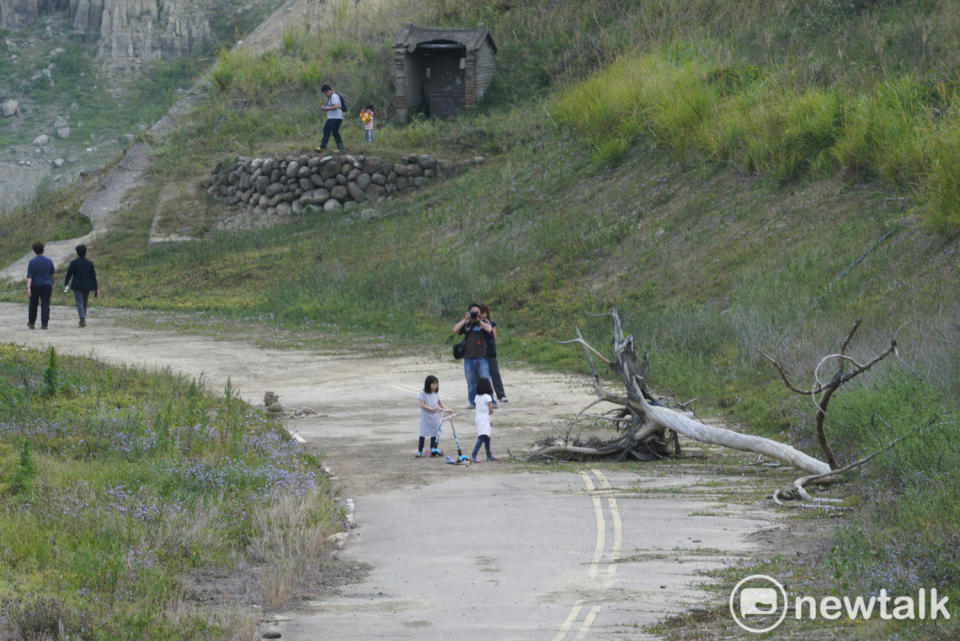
top-left (393, 23), bottom-right (497, 121)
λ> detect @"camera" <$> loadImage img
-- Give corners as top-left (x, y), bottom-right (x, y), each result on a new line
top-left (470, 310), bottom-right (479, 319)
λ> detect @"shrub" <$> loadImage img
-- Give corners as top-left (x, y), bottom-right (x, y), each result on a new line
top-left (42, 347), bottom-right (57, 397)
top-left (9, 441), bottom-right (37, 495)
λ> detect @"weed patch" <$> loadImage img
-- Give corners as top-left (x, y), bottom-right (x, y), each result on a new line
top-left (0, 345), bottom-right (341, 639)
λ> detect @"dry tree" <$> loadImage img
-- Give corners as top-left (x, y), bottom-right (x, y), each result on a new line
top-left (533, 309), bottom-right (938, 508)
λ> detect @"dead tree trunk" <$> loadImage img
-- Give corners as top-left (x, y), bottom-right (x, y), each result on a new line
top-left (532, 309), bottom-right (830, 475)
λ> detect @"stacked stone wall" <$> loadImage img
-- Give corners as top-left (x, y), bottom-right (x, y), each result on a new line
top-left (206, 152), bottom-right (484, 217)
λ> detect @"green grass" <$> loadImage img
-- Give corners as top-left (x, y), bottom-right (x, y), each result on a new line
top-left (0, 345), bottom-right (341, 640)
top-left (0, 178), bottom-right (93, 264)
top-left (551, 47), bottom-right (960, 231)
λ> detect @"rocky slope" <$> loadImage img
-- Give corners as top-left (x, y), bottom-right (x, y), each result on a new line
top-left (1, 0), bottom-right (211, 61)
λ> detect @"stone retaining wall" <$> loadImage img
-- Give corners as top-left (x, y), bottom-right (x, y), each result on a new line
top-left (206, 152), bottom-right (483, 217)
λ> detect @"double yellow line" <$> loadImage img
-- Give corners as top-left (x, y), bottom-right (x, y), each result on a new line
top-left (553, 469), bottom-right (623, 641)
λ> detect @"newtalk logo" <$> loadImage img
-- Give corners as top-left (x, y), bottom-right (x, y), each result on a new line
top-left (730, 575), bottom-right (951, 634)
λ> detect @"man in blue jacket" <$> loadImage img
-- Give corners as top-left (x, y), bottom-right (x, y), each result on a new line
top-left (63, 244), bottom-right (99, 328)
top-left (26, 241), bottom-right (55, 329)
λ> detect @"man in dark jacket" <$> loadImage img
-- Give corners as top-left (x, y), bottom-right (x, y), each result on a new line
top-left (452, 303), bottom-right (494, 408)
top-left (26, 241), bottom-right (55, 329)
top-left (63, 244), bottom-right (98, 328)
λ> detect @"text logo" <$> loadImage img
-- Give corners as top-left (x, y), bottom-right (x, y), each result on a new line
top-left (730, 575), bottom-right (952, 634)
top-left (729, 575), bottom-right (788, 634)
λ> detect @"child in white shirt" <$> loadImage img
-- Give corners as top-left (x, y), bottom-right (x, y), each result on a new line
top-left (471, 378), bottom-right (498, 462)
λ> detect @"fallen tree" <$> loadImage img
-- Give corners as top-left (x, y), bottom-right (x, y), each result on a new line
top-left (535, 310), bottom-right (937, 509)
top-left (532, 309), bottom-right (830, 475)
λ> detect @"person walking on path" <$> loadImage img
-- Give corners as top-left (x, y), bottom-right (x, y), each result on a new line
top-left (63, 244), bottom-right (99, 328)
top-left (478, 303), bottom-right (507, 403)
top-left (359, 104), bottom-right (375, 143)
top-left (417, 375), bottom-right (448, 457)
top-left (25, 241), bottom-right (55, 330)
top-left (470, 378), bottom-right (498, 462)
top-left (453, 303), bottom-right (494, 408)
top-left (315, 84), bottom-right (344, 153)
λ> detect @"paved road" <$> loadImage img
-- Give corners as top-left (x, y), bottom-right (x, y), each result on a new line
top-left (0, 303), bottom-right (780, 640)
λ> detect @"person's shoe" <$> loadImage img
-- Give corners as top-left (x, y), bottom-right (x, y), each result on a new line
top-left (79, 319), bottom-right (86, 328)
top-left (337, 147), bottom-right (344, 152)
top-left (499, 397), bottom-right (508, 403)
top-left (487, 456), bottom-right (499, 461)
top-left (40, 325), bottom-right (47, 330)
top-left (27, 323), bottom-right (34, 330)
top-left (315, 147), bottom-right (326, 152)
top-left (430, 448), bottom-right (444, 457)
top-left (416, 450), bottom-right (423, 457)
top-left (470, 458), bottom-right (482, 464)
top-left (468, 404), bottom-right (475, 410)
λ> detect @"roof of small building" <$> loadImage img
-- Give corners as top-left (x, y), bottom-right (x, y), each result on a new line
top-left (393, 24), bottom-right (497, 54)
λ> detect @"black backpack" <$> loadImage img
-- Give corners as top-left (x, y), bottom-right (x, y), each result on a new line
top-left (338, 93), bottom-right (348, 112)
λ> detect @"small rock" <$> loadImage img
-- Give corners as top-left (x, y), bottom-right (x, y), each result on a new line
top-left (54, 115), bottom-right (67, 128)
top-left (56, 127), bottom-right (70, 139)
top-left (0, 99), bottom-right (18, 117)
top-left (330, 185), bottom-right (348, 201)
top-left (284, 161), bottom-right (299, 178)
top-left (262, 632), bottom-right (282, 639)
top-left (53, 158), bottom-right (64, 167)
top-left (32, 134), bottom-right (49, 145)
top-left (323, 198), bottom-right (342, 212)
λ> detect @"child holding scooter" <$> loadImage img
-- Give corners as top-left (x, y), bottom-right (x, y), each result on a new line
top-left (417, 375), bottom-right (447, 457)
top-left (471, 378), bottom-right (498, 462)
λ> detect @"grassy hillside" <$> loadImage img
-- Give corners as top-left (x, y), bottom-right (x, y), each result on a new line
top-left (0, 345), bottom-right (340, 640)
top-left (4, 0), bottom-right (960, 638)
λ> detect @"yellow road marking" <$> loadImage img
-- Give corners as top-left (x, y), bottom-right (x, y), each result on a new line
top-left (591, 469), bottom-right (622, 577)
top-left (575, 605), bottom-right (602, 640)
top-left (550, 601), bottom-right (584, 641)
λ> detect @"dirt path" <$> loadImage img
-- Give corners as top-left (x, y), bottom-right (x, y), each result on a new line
top-left (0, 303), bottom-right (783, 640)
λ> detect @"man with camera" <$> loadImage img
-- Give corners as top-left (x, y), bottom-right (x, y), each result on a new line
top-left (453, 303), bottom-right (495, 408)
